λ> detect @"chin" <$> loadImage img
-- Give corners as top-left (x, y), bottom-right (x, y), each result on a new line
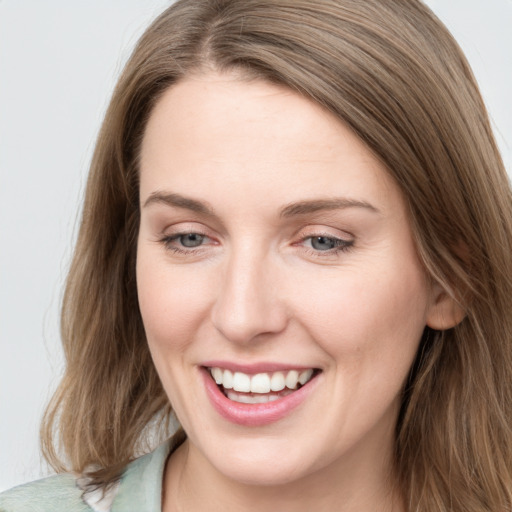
top-left (211, 453), bottom-right (311, 487)
top-left (192, 431), bottom-right (326, 487)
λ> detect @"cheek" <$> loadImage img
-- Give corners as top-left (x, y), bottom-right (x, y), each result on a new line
top-left (291, 262), bottom-right (430, 440)
top-left (136, 250), bottom-right (213, 353)
top-left (291, 261), bottom-right (429, 367)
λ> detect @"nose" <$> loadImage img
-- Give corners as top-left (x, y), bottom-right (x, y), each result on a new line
top-left (211, 248), bottom-right (288, 345)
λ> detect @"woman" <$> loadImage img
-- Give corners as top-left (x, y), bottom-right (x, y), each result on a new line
top-left (1, 0), bottom-right (511, 510)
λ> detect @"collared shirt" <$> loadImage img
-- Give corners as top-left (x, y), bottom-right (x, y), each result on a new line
top-left (0, 439), bottom-right (173, 512)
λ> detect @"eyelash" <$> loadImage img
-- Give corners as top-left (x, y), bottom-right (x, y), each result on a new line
top-left (158, 232), bottom-right (354, 257)
top-left (159, 232), bottom-right (213, 255)
top-left (298, 234), bottom-right (354, 256)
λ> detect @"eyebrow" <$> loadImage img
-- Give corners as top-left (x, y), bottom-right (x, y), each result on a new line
top-left (143, 192), bottom-right (215, 216)
top-left (142, 192), bottom-right (379, 217)
top-left (280, 198), bottom-right (380, 217)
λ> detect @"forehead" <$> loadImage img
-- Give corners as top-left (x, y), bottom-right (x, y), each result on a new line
top-left (139, 72), bottom-right (401, 214)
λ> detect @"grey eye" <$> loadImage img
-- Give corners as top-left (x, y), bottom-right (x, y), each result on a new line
top-left (179, 233), bottom-right (205, 247)
top-left (310, 236), bottom-right (337, 251)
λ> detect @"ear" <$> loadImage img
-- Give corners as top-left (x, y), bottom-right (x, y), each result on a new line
top-left (426, 284), bottom-right (466, 330)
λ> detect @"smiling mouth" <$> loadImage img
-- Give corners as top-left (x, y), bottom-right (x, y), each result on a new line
top-left (207, 367), bottom-right (320, 404)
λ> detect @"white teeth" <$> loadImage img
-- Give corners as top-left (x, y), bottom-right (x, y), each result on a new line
top-left (299, 369), bottom-right (314, 385)
top-left (285, 370), bottom-right (299, 389)
top-left (251, 373), bottom-right (271, 393)
top-left (253, 394), bottom-right (270, 404)
top-left (223, 370), bottom-right (234, 389)
top-left (270, 372), bottom-right (285, 392)
top-left (212, 367), bottom-right (223, 385)
top-left (226, 389), bottom-right (293, 404)
top-left (209, 367), bottom-right (316, 395)
top-left (233, 372), bottom-right (251, 392)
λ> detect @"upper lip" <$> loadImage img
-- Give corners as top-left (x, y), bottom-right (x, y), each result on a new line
top-left (201, 360), bottom-right (319, 374)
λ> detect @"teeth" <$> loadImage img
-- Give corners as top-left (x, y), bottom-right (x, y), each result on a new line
top-left (285, 370), bottom-right (299, 389)
top-left (209, 367), bottom-right (316, 394)
top-left (251, 373), bottom-right (271, 393)
top-left (233, 372), bottom-right (251, 392)
top-left (270, 372), bottom-right (285, 392)
top-left (299, 369), bottom-right (313, 385)
top-left (226, 390), bottom-right (293, 404)
top-left (223, 370), bottom-right (234, 389)
top-left (212, 367), bottom-right (223, 384)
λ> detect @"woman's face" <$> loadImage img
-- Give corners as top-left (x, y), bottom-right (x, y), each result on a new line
top-left (137, 73), bottom-right (443, 486)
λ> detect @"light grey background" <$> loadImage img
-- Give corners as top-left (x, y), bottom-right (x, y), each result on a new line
top-left (1, 0), bottom-right (511, 491)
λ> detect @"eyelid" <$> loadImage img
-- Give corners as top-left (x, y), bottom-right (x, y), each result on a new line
top-left (161, 221), bottom-right (214, 237)
top-left (158, 232), bottom-right (217, 257)
top-left (156, 221), bottom-right (220, 252)
top-left (294, 225), bottom-right (355, 242)
top-left (291, 225), bottom-right (356, 259)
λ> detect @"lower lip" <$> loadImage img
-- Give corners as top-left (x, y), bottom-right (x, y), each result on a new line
top-left (201, 368), bottom-right (319, 427)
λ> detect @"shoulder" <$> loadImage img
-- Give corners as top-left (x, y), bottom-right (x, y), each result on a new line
top-left (103, 438), bottom-right (175, 511)
top-left (0, 437), bottom-right (177, 512)
top-left (0, 473), bottom-right (91, 512)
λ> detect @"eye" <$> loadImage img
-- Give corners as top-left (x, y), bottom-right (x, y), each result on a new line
top-left (300, 235), bottom-right (353, 254)
top-left (177, 233), bottom-right (207, 248)
top-left (310, 236), bottom-right (341, 251)
top-left (159, 231), bottom-right (214, 253)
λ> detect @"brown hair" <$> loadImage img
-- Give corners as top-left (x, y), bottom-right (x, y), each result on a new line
top-left (42, 1), bottom-right (512, 509)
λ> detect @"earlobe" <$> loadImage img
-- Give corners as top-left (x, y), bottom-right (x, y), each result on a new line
top-left (426, 286), bottom-right (466, 331)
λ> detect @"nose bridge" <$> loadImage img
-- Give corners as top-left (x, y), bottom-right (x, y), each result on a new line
top-left (211, 240), bottom-right (287, 344)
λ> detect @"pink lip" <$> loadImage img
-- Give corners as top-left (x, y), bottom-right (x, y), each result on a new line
top-left (201, 360), bottom-right (315, 374)
top-left (201, 367), bottom-right (319, 427)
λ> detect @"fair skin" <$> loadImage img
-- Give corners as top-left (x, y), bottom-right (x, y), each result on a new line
top-left (136, 72), bottom-right (459, 512)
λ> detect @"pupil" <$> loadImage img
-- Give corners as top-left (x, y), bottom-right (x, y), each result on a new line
top-left (181, 233), bottom-right (204, 247)
top-left (311, 236), bottom-right (335, 251)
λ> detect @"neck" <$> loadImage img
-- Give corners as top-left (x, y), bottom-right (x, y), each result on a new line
top-left (162, 439), bottom-right (405, 512)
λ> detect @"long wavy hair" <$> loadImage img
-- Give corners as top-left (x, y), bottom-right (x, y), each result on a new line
top-left (41, 1), bottom-right (512, 509)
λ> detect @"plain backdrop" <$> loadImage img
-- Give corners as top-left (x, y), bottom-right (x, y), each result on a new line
top-left (0, 0), bottom-right (511, 491)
